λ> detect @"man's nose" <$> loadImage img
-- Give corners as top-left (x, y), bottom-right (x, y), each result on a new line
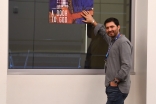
top-left (108, 28), bottom-right (112, 31)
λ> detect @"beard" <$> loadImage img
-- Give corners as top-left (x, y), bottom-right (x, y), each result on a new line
top-left (108, 31), bottom-right (118, 38)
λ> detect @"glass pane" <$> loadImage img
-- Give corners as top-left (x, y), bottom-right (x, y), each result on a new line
top-left (9, 0), bottom-right (131, 69)
top-left (9, 1), bottom-right (34, 69)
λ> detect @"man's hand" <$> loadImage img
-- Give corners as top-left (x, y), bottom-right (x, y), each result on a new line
top-left (110, 78), bottom-right (120, 87)
top-left (110, 81), bottom-right (118, 87)
top-left (81, 10), bottom-right (97, 26)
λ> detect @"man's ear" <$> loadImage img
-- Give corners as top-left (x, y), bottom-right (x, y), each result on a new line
top-left (118, 25), bottom-right (120, 32)
top-left (118, 25), bottom-right (120, 30)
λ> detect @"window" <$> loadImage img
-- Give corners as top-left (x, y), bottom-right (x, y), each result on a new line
top-left (9, 0), bottom-right (131, 74)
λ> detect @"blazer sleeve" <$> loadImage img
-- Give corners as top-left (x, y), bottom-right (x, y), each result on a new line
top-left (115, 41), bottom-right (133, 81)
top-left (94, 24), bottom-right (110, 45)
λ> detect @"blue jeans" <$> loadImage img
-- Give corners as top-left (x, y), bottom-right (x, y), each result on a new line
top-left (106, 86), bottom-right (128, 104)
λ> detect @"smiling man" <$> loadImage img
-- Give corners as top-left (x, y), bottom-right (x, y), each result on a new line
top-left (105, 21), bottom-right (120, 38)
top-left (81, 11), bottom-right (133, 104)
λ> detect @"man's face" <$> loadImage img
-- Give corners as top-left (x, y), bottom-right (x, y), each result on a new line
top-left (105, 21), bottom-right (120, 38)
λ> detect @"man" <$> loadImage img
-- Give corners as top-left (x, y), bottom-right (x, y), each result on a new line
top-left (81, 11), bottom-right (133, 104)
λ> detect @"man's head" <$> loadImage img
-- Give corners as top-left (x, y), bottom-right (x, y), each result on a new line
top-left (104, 17), bottom-right (120, 38)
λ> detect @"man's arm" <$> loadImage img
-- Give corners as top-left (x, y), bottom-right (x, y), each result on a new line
top-left (81, 10), bottom-right (110, 44)
top-left (115, 41), bottom-right (132, 81)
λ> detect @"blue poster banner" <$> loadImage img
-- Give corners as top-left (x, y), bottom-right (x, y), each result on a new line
top-left (49, 0), bottom-right (94, 24)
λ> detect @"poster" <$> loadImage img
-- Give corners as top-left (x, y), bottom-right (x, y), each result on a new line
top-left (49, 0), bottom-right (94, 24)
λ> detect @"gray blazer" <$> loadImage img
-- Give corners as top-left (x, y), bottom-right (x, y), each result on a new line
top-left (94, 24), bottom-right (133, 93)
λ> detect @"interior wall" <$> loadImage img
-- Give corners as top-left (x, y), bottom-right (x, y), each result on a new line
top-left (133, 0), bottom-right (147, 103)
top-left (146, 0), bottom-right (156, 104)
top-left (7, 75), bottom-right (135, 104)
top-left (0, 0), bottom-right (8, 104)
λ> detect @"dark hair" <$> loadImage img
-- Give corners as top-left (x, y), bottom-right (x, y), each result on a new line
top-left (104, 17), bottom-right (120, 27)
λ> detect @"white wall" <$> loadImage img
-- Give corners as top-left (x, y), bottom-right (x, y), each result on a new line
top-left (132, 0), bottom-right (156, 104)
top-left (7, 75), bottom-right (135, 104)
top-left (0, 0), bottom-right (8, 104)
top-left (147, 0), bottom-right (156, 104)
top-left (133, 0), bottom-right (148, 103)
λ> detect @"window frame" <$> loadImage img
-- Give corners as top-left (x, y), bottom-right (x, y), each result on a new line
top-left (8, 0), bottom-right (135, 75)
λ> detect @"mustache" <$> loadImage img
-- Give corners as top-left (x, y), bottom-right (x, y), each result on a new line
top-left (108, 31), bottom-right (114, 34)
